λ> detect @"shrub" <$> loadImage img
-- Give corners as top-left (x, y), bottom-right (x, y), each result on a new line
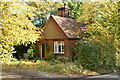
top-left (116, 52), bottom-right (120, 69)
top-left (56, 56), bottom-right (69, 63)
top-left (75, 38), bottom-right (118, 73)
top-left (61, 63), bottom-right (83, 74)
top-left (27, 44), bottom-right (39, 60)
top-left (45, 52), bottom-right (55, 60)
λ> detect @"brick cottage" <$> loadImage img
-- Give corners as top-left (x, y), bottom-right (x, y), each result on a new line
top-left (37, 5), bottom-right (84, 60)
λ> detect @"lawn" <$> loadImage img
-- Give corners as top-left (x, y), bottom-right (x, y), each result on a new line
top-left (2, 60), bottom-right (98, 77)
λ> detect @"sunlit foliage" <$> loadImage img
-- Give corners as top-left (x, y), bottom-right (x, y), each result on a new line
top-left (0, 2), bottom-right (40, 63)
top-left (75, 2), bottom-right (120, 72)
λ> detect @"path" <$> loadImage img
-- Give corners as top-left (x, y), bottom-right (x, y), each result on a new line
top-left (1, 69), bottom-right (120, 80)
top-left (1, 69), bottom-right (69, 78)
top-left (83, 72), bottom-right (120, 80)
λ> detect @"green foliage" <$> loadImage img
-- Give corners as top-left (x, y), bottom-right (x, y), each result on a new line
top-left (59, 63), bottom-right (84, 74)
top-left (75, 2), bottom-right (120, 73)
top-left (27, 44), bottom-right (39, 60)
top-left (29, 2), bottom-right (61, 27)
top-left (45, 52), bottom-right (55, 60)
top-left (0, 2), bottom-right (62, 62)
top-left (13, 44), bottom-right (31, 59)
top-left (0, 2), bottom-right (40, 63)
top-left (116, 53), bottom-right (120, 69)
top-left (75, 38), bottom-right (118, 72)
top-left (2, 60), bottom-right (96, 76)
top-left (68, 2), bottom-right (83, 19)
top-left (56, 56), bottom-right (69, 63)
top-left (79, 2), bottom-right (119, 36)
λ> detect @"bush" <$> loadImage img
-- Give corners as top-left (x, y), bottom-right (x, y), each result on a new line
top-left (27, 44), bottom-right (39, 60)
top-left (75, 38), bottom-right (118, 73)
top-left (45, 52), bottom-right (55, 60)
top-left (60, 63), bottom-right (83, 74)
top-left (116, 52), bottom-right (120, 69)
top-left (56, 56), bottom-right (69, 63)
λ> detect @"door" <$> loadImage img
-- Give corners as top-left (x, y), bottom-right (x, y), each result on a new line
top-left (41, 44), bottom-right (45, 58)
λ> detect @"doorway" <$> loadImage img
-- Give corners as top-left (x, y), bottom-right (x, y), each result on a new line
top-left (41, 44), bottom-right (45, 59)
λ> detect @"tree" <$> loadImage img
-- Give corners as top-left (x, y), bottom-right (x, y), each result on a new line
top-left (28, 2), bottom-right (62, 27)
top-left (79, 2), bottom-right (119, 45)
top-left (75, 2), bottom-right (120, 72)
top-left (67, 2), bottom-right (83, 19)
top-left (0, 2), bottom-right (40, 63)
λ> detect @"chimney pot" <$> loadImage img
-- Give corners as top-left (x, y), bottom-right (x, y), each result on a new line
top-left (58, 3), bottom-right (72, 18)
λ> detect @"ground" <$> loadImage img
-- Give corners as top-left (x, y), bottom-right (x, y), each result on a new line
top-left (1, 60), bottom-right (120, 80)
top-left (1, 69), bottom-right (120, 80)
top-left (1, 69), bottom-right (69, 78)
top-left (2, 60), bottom-right (99, 77)
top-left (84, 72), bottom-right (120, 80)
top-left (0, 72), bottom-right (25, 78)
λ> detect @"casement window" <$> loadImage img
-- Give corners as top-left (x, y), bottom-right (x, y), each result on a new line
top-left (54, 41), bottom-right (64, 54)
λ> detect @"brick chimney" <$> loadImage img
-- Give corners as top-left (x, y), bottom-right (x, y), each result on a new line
top-left (58, 3), bottom-right (72, 18)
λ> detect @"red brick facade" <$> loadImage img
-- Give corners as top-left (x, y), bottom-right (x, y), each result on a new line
top-left (37, 15), bottom-right (80, 60)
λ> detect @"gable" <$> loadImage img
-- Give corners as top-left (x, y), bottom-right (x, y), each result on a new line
top-left (52, 15), bottom-right (81, 39)
top-left (43, 16), bottom-right (67, 40)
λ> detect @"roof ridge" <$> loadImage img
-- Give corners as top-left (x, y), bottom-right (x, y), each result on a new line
top-left (50, 15), bottom-right (81, 38)
top-left (51, 15), bottom-right (68, 37)
top-left (51, 15), bottom-right (75, 21)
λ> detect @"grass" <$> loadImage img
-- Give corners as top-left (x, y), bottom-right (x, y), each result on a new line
top-left (2, 60), bottom-right (98, 77)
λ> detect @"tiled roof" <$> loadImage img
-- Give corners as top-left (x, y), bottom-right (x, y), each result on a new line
top-left (52, 15), bottom-right (81, 39)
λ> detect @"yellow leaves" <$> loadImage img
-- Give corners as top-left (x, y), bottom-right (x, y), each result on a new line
top-left (83, 71), bottom-right (98, 76)
top-left (0, 2), bottom-right (41, 61)
top-left (2, 14), bottom-right (40, 45)
top-left (9, 2), bottom-right (26, 14)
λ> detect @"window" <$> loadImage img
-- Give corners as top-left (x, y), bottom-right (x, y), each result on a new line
top-left (54, 41), bottom-right (64, 54)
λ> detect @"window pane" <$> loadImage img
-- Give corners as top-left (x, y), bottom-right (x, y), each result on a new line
top-left (55, 45), bottom-right (57, 52)
top-left (58, 42), bottom-right (60, 45)
top-left (61, 41), bottom-right (64, 45)
top-left (61, 45), bottom-right (64, 52)
top-left (54, 42), bottom-right (58, 53)
top-left (58, 45), bottom-right (61, 52)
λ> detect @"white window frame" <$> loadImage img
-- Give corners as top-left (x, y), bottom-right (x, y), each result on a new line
top-left (54, 41), bottom-right (64, 54)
